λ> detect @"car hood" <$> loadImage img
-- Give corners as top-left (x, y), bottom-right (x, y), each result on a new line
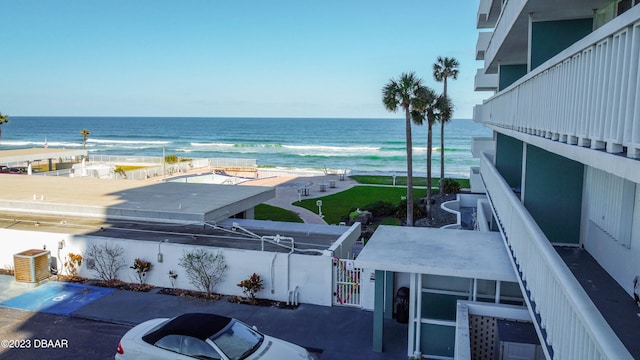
top-left (249, 335), bottom-right (310, 360)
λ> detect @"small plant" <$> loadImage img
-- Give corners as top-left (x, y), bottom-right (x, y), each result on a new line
top-left (168, 270), bottom-right (178, 288)
top-left (237, 273), bottom-right (264, 305)
top-left (63, 253), bottom-right (83, 277)
top-left (441, 178), bottom-right (461, 194)
top-left (130, 258), bottom-right (152, 284)
top-left (1, 264), bottom-right (15, 276)
top-left (179, 249), bottom-right (227, 298)
top-left (114, 166), bottom-right (128, 179)
top-left (86, 242), bottom-right (126, 282)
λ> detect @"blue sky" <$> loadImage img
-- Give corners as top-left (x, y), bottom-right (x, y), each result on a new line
top-left (0, 0), bottom-right (488, 119)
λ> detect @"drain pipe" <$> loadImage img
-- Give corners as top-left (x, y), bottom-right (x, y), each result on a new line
top-left (270, 253), bottom-right (277, 294)
top-left (286, 248), bottom-right (296, 305)
top-left (288, 285), bottom-right (299, 306)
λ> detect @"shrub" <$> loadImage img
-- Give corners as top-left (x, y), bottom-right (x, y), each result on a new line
top-left (178, 249), bottom-right (227, 298)
top-left (130, 258), bottom-right (152, 284)
top-left (441, 178), bottom-right (461, 194)
top-left (164, 154), bottom-right (178, 164)
top-left (86, 243), bottom-right (126, 282)
top-left (63, 253), bottom-right (83, 277)
top-left (395, 199), bottom-right (424, 220)
top-left (237, 273), bottom-right (264, 304)
top-left (363, 201), bottom-right (397, 217)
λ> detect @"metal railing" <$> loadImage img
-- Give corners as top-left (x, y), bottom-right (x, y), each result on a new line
top-left (88, 154), bottom-right (164, 164)
top-left (480, 153), bottom-right (632, 359)
top-left (476, 6), bottom-right (640, 158)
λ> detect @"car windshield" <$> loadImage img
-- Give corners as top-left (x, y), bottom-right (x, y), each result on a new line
top-left (209, 320), bottom-right (263, 360)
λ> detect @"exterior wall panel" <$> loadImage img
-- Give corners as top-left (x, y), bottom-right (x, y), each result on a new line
top-left (523, 145), bottom-right (583, 244)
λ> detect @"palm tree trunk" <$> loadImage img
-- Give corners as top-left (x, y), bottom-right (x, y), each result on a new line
top-left (439, 121), bottom-right (445, 195)
top-left (405, 107), bottom-right (414, 227)
top-left (440, 79), bottom-right (448, 196)
top-left (426, 122), bottom-right (433, 217)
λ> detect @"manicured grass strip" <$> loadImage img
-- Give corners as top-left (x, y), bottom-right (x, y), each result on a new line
top-left (295, 186), bottom-right (426, 225)
top-left (349, 175), bottom-right (470, 189)
top-left (255, 204), bottom-right (304, 223)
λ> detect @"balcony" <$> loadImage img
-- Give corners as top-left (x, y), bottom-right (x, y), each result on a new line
top-left (476, 31), bottom-right (493, 60)
top-left (479, 153), bottom-right (633, 359)
top-left (482, 0), bottom-right (610, 73)
top-left (477, 0), bottom-right (501, 29)
top-left (476, 5), bottom-right (640, 161)
top-left (474, 68), bottom-right (499, 91)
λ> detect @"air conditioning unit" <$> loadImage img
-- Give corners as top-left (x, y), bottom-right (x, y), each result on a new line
top-left (14, 249), bottom-right (51, 283)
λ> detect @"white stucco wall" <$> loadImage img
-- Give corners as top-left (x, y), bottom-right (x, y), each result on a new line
top-left (328, 223), bottom-right (361, 259)
top-left (581, 176), bottom-right (640, 299)
top-left (0, 228), bottom-right (333, 306)
top-left (582, 191), bottom-right (640, 299)
top-left (360, 269), bottom-right (411, 311)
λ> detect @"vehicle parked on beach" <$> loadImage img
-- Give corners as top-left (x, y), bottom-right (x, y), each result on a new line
top-left (115, 313), bottom-right (313, 360)
top-left (0, 166), bottom-right (26, 174)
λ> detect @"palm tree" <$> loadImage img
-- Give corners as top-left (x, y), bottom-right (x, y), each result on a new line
top-left (382, 72), bottom-right (425, 227)
top-left (411, 87), bottom-right (439, 216)
top-left (80, 129), bottom-right (90, 149)
top-left (0, 112), bottom-right (9, 140)
top-left (433, 56), bottom-right (459, 195)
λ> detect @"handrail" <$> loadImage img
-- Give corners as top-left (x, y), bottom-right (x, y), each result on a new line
top-left (480, 152), bottom-right (632, 359)
top-left (477, 6), bottom-right (640, 158)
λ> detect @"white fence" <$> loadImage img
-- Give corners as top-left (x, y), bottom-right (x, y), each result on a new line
top-left (476, 6), bottom-right (640, 158)
top-left (332, 258), bottom-right (362, 307)
top-left (33, 156), bottom-right (258, 180)
top-left (480, 153), bottom-right (632, 359)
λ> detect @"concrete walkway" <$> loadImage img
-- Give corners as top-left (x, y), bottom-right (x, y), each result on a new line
top-left (242, 175), bottom-right (359, 225)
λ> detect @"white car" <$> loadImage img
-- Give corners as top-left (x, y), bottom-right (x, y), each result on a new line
top-left (115, 313), bottom-right (314, 360)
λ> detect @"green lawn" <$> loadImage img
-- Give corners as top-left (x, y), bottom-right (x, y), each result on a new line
top-left (294, 186), bottom-right (426, 225)
top-left (350, 175), bottom-right (470, 189)
top-left (255, 204), bottom-right (304, 223)
top-left (256, 175), bottom-right (469, 225)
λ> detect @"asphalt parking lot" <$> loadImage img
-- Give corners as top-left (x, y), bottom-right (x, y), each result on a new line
top-left (0, 275), bottom-right (407, 359)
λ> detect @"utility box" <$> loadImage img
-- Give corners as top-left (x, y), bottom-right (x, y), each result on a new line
top-left (14, 249), bottom-right (50, 283)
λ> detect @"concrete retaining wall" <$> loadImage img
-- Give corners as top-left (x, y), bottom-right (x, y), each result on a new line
top-left (0, 228), bottom-right (333, 306)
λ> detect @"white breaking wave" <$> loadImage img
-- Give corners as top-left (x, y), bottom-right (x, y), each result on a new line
top-left (89, 139), bottom-right (170, 145)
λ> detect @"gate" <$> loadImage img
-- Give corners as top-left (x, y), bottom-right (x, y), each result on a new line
top-left (332, 257), bottom-right (362, 307)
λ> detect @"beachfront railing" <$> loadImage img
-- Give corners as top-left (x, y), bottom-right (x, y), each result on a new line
top-left (118, 158), bottom-right (212, 180)
top-left (475, 5), bottom-right (640, 158)
top-left (88, 154), bottom-right (164, 164)
top-left (480, 153), bottom-right (632, 359)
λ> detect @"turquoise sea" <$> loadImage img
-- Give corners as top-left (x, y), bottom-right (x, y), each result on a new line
top-left (0, 117), bottom-right (491, 176)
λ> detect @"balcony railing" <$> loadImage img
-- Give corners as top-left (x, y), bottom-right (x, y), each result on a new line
top-left (476, 5), bottom-right (640, 158)
top-left (474, 68), bottom-right (499, 91)
top-left (484, 0), bottom-right (525, 71)
top-left (479, 153), bottom-right (632, 359)
top-left (476, 31), bottom-right (492, 60)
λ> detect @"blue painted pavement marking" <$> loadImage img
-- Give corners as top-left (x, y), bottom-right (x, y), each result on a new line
top-left (0, 282), bottom-right (114, 316)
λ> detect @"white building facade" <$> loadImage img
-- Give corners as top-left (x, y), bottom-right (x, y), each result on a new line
top-left (473, 0), bottom-right (640, 358)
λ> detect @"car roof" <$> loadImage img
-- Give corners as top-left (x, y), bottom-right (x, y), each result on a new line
top-left (142, 313), bottom-right (233, 344)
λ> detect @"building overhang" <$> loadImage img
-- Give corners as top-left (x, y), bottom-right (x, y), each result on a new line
top-left (355, 226), bottom-right (516, 282)
top-left (482, 0), bottom-right (608, 73)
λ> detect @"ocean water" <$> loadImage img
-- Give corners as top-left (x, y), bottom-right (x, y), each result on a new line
top-left (0, 117), bottom-right (491, 176)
